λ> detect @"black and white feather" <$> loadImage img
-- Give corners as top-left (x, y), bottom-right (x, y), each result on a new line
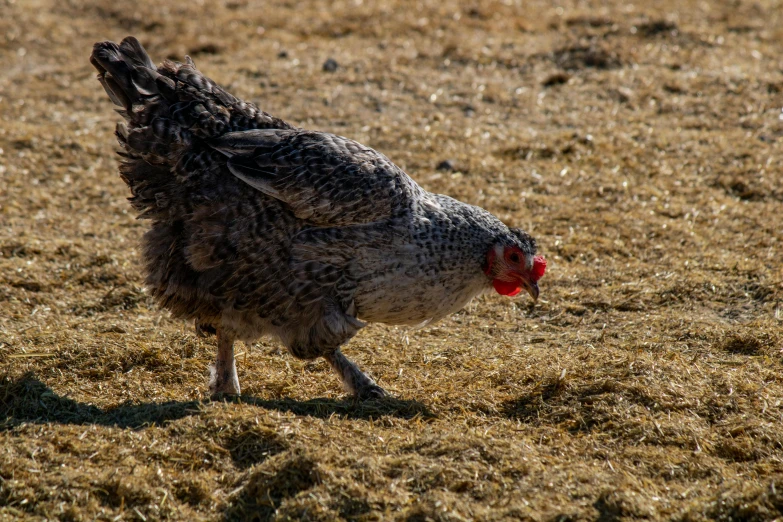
top-left (90, 37), bottom-right (538, 398)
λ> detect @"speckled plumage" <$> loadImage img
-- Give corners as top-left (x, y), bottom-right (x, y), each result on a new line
top-left (90, 37), bottom-right (541, 398)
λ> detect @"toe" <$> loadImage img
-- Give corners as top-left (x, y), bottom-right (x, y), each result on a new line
top-left (210, 391), bottom-right (240, 401)
top-left (357, 384), bottom-right (389, 400)
top-left (210, 383), bottom-right (241, 398)
top-left (209, 381), bottom-right (241, 400)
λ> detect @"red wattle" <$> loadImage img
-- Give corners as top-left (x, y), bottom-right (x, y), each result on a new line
top-left (493, 279), bottom-right (522, 296)
top-left (531, 255), bottom-right (547, 281)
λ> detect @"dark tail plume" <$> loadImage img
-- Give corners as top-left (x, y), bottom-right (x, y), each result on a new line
top-left (90, 37), bottom-right (167, 115)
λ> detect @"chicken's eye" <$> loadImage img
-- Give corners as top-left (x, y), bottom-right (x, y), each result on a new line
top-left (508, 252), bottom-right (520, 264)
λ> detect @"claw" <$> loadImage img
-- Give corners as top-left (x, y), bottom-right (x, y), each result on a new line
top-left (356, 383), bottom-right (388, 400)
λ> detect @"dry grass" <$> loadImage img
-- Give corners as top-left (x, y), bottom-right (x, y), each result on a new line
top-left (1, 0), bottom-right (782, 520)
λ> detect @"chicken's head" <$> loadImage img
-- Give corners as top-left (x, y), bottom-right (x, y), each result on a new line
top-left (484, 228), bottom-right (546, 300)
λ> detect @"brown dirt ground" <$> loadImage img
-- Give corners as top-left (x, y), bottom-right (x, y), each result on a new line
top-left (1, 0), bottom-right (783, 520)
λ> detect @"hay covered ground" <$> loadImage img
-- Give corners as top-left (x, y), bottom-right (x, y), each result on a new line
top-left (1, 0), bottom-right (782, 519)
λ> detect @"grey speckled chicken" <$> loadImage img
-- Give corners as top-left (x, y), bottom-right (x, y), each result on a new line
top-left (90, 37), bottom-right (547, 399)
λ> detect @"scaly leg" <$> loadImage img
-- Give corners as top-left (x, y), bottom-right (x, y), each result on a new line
top-left (209, 329), bottom-right (240, 397)
top-left (325, 349), bottom-right (387, 400)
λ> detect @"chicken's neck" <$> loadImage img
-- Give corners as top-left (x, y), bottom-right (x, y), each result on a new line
top-left (352, 193), bottom-right (508, 326)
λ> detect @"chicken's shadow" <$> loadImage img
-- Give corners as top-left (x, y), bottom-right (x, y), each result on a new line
top-left (227, 394), bottom-right (434, 421)
top-left (0, 373), bottom-right (433, 430)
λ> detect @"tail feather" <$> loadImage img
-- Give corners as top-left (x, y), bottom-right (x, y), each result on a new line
top-left (91, 36), bottom-right (295, 151)
top-left (90, 37), bottom-right (160, 112)
top-left (90, 36), bottom-right (297, 222)
top-left (90, 37), bottom-right (296, 323)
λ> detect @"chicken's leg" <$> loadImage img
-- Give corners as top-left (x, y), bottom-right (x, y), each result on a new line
top-left (209, 329), bottom-right (240, 397)
top-left (325, 349), bottom-right (387, 400)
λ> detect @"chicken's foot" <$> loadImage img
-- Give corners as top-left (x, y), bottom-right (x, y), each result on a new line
top-left (209, 329), bottom-right (241, 397)
top-left (325, 349), bottom-right (387, 400)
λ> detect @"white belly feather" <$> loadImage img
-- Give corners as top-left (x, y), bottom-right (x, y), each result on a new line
top-left (354, 269), bottom-right (490, 326)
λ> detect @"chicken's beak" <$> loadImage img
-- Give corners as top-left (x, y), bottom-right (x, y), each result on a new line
top-left (514, 272), bottom-right (539, 301)
top-left (523, 279), bottom-right (539, 302)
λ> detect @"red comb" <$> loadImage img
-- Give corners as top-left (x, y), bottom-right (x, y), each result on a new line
top-left (531, 255), bottom-right (546, 281)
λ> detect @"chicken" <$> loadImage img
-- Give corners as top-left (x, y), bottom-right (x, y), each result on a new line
top-left (90, 37), bottom-right (547, 399)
